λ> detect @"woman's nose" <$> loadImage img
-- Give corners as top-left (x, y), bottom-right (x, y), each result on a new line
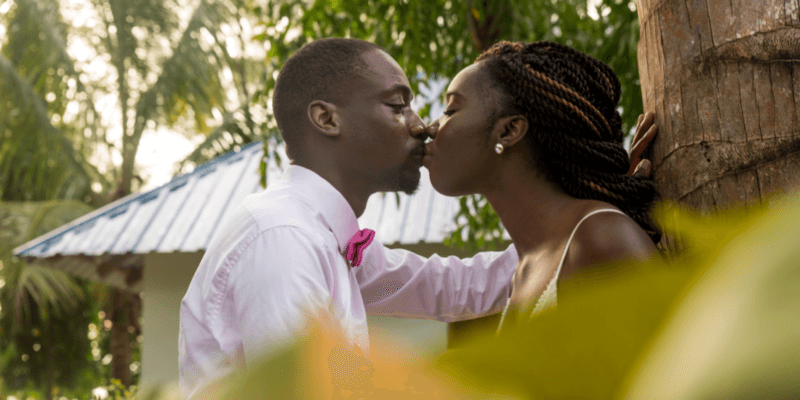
top-left (426, 120), bottom-right (439, 139)
top-left (408, 110), bottom-right (428, 140)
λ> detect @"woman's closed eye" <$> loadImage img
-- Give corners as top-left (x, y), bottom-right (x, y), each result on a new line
top-left (443, 109), bottom-right (456, 116)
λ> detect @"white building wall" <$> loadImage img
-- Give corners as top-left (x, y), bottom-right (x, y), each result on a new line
top-left (140, 251), bottom-right (204, 393)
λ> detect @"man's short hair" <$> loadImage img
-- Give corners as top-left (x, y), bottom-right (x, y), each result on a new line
top-left (273, 38), bottom-right (383, 159)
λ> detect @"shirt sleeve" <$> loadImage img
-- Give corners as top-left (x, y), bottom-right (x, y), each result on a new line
top-left (356, 242), bottom-right (519, 322)
top-left (229, 226), bottom-right (336, 364)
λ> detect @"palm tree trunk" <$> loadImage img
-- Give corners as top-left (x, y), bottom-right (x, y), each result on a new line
top-left (110, 288), bottom-right (131, 387)
top-left (636, 0), bottom-right (800, 218)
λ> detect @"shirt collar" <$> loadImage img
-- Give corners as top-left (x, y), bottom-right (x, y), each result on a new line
top-left (282, 165), bottom-right (360, 253)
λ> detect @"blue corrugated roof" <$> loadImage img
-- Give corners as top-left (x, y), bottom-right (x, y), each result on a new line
top-left (14, 142), bottom-right (490, 268)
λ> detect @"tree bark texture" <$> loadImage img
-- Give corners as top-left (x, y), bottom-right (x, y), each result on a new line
top-left (110, 288), bottom-right (132, 387)
top-left (637, 0), bottom-right (800, 213)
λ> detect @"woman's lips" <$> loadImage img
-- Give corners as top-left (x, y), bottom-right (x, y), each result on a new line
top-left (410, 146), bottom-right (426, 167)
top-left (422, 143), bottom-right (434, 165)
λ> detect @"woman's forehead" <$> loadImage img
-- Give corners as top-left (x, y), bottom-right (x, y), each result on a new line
top-left (448, 63), bottom-right (484, 97)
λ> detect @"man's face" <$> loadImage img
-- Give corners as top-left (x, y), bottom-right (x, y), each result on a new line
top-left (336, 49), bottom-right (426, 195)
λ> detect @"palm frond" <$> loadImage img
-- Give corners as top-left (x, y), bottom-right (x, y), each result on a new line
top-left (5, 0), bottom-right (108, 143)
top-left (107, 0), bottom-right (179, 77)
top-left (12, 265), bottom-right (83, 332)
top-left (176, 103), bottom-right (259, 171)
top-left (1, 0), bottom-right (113, 199)
top-left (0, 53), bottom-right (107, 201)
top-left (0, 201), bottom-right (93, 332)
top-left (26, 199), bottom-right (97, 240)
top-left (131, 0), bottom-right (229, 137)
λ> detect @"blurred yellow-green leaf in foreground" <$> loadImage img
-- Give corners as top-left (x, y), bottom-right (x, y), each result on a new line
top-left (144, 195), bottom-right (800, 399)
top-left (622, 199), bottom-right (800, 399)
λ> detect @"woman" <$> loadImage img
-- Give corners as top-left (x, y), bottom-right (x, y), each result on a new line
top-left (423, 41), bottom-right (660, 330)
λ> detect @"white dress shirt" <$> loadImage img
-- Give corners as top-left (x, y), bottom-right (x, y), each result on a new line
top-left (179, 165), bottom-right (518, 397)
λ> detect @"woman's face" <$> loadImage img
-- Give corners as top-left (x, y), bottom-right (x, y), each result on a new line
top-left (424, 62), bottom-right (500, 196)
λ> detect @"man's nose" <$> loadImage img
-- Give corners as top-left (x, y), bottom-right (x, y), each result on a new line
top-left (410, 123), bottom-right (426, 139)
top-left (408, 112), bottom-right (428, 140)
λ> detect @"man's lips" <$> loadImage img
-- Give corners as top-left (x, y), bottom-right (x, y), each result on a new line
top-left (411, 145), bottom-right (426, 158)
top-left (410, 146), bottom-right (426, 167)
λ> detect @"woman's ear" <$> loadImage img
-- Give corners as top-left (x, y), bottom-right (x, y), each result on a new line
top-left (494, 115), bottom-right (528, 148)
top-left (308, 100), bottom-right (340, 137)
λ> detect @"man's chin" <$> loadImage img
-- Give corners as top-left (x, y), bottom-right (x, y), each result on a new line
top-left (397, 167), bottom-right (421, 195)
top-left (376, 164), bottom-right (421, 195)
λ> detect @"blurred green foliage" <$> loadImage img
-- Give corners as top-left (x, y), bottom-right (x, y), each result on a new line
top-left (256, 0), bottom-right (640, 126)
top-left (1, 201), bottom-right (145, 399)
top-left (0, 0), bottom-right (266, 200)
top-left (0, 201), bottom-right (108, 398)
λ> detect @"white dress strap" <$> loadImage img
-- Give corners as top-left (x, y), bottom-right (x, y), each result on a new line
top-left (552, 208), bottom-right (626, 283)
top-left (497, 208), bottom-right (626, 332)
top-left (530, 208), bottom-right (626, 315)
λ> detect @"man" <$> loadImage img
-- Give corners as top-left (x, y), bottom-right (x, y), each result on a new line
top-left (179, 38), bottom-right (656, 397)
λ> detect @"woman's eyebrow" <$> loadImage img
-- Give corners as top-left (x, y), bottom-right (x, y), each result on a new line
top-left (445, 91), bottom-right (464, 101)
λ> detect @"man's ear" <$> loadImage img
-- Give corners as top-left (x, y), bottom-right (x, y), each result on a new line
top-left (308, 100), bottom-right (340, 137)
top-left (493, 115), bottom-right (529, 148)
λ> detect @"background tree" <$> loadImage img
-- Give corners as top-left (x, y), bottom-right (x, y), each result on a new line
top-left (636, 0), bottom-right (800, 251)
top-left (0, 201), bottom-right (98, 399)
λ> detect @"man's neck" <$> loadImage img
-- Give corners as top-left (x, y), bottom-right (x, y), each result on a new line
top-left (291, 161), bottom-right (373, 218)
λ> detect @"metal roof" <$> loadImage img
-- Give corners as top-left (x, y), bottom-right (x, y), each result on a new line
top-left (13, 141), bottom-right (489, 289)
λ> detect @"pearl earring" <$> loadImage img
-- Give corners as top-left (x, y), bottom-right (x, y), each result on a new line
top-left (495, 143), bottom-right (504, 154)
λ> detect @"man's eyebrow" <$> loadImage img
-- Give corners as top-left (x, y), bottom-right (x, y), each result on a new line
top-left (384, 84), bottom-right (413, 101)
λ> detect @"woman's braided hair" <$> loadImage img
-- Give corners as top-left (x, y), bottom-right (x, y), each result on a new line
top-left (476, 41), bottom-right (661, 243)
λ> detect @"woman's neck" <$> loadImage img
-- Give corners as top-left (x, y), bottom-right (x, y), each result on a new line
top-left (484, 169), bottom-right (578, 258)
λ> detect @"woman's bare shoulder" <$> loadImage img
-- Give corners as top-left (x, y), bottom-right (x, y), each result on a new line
top-left (560, 208), bottom-right (657, 279)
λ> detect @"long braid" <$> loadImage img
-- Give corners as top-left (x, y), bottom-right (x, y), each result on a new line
top-left (476, 41), bottom-right (661, 243)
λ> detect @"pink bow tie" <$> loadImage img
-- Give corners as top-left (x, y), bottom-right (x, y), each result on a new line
top-left (345, 228), bottom-right (375, 267)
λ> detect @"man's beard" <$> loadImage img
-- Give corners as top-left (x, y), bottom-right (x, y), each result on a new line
top-left (376, 152), bottom-right (423, 195)
top-left (396, 161), bottom-right (421, 195)
top-left (378, 156), bottom-right (421, 195)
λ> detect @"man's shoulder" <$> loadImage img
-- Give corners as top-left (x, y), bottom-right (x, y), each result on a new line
top-left (200, 186), bottom-right (328, 274)
top-left (240, 184), bottom-right (319, 236)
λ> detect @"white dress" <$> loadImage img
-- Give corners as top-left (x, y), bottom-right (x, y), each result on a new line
top-left (497, 209), bottom-right (626, 330)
